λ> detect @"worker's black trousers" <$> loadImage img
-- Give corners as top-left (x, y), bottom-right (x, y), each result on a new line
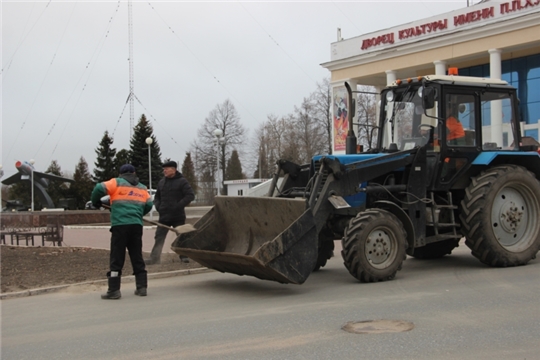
top-left (108, 224), bottom-right (147, 277)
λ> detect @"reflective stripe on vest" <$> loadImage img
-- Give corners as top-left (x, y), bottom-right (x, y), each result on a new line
top-left (103, 179), bottom-right (149, 204)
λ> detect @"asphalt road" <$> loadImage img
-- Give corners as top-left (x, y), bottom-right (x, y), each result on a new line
top-left (2, 241), bottom-right (539, 360)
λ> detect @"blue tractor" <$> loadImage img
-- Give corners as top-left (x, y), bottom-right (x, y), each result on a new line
top-left (173, 73), bottom-right (540, 284)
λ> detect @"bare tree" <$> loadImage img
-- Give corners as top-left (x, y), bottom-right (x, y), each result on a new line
top-left (311, 78), bottom-right (332, 154)
top-left (251, 124), bottom-right (270, 178)
top-left (191, 99), bottom-right (246, 195)
top-left (281, 123), bottom-right (302, 164)
top-left (356, 85), bottom-right (379, 150)
top-left (248, 114), bottom-right (290, 177)
top-left (265, 114), bottom-right (289, 162)
top-left (291, 97), bottom-right (327, 163)
top-left (248, 77), bottom-right (332, 175)
top-left (190, 147), bottom-right (214, 205)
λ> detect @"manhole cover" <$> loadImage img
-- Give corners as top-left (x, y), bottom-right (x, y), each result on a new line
top-left (342, 320), bottom-right (414, 334)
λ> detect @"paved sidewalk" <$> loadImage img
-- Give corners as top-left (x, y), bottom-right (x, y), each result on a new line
top-left (61, 206), bottom-right (211, 251)
top-left (62, 226), bottom-right (177, 253)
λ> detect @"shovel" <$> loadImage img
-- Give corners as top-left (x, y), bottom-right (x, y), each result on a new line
top-left (143, 218), bottom-right (196, 235)
top-left (101, 204), bottom-right (196, 235)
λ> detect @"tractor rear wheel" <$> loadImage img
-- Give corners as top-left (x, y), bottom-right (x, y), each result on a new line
top-left (460, 165), bottom-right (540, 267)
top-left (341, 209), bottom-right (407, 282)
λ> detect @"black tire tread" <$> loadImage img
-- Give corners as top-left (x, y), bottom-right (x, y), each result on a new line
top-left (341, 209), bottom-right (407, 282)
top-left (459, 165), bottom-right (540, 267)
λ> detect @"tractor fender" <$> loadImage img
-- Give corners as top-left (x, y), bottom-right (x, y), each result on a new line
top-left (472, 152), bottom-right (540, 179)
top-left (372, 200), bottom-right (415, 251)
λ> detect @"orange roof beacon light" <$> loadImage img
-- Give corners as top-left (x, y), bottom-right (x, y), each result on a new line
top-left (448, 67), bottom-right (459, 75)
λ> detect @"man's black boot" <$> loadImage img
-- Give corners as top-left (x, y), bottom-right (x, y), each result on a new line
top-left (134, 273), bottom-right (147, 297)
top-left (101, 276), bottom-right (121, 300)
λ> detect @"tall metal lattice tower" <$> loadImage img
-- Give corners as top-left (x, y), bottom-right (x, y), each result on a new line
top-left (128, 0), bottom-right (134, 138)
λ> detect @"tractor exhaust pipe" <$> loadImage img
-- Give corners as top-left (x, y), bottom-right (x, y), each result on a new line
top-left (345, 82), bottom-right (357, 154)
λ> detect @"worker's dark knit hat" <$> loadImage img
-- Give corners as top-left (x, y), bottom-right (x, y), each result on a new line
top-left (162, 161), bottom-right (177, 168)
top-left (119, 164), bottom-right (136, 174)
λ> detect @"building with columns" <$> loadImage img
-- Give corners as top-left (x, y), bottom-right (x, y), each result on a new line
top-left (322, 0), bottom-right (540, 154)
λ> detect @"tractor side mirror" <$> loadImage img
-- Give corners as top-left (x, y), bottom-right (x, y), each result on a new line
top-left (422, 87), bottom-right (436, 110)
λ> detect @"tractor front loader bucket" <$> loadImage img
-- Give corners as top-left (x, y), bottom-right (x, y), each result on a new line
top-left (171, 196), bottom-right (318, 284)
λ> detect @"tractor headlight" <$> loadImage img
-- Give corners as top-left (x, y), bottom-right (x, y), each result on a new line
top-left (386, 91), bottom-right (394, 102)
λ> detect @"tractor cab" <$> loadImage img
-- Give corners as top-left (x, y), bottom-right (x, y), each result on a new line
top-left (379, 72), bottom-right (521, 189)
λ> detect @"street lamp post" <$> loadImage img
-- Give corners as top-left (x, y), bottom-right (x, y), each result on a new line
top-left (145, 137), bottom-right (153, 219)
top-left (29, 159), bottom-right (35, 212)
top-left (213, 129), bottom-right (223, 196)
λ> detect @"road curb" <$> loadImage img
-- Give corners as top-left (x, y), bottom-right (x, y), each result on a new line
top-left (0, 267), bottom-right (213, 300)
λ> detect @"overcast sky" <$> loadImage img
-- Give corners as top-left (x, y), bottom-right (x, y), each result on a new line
top-left (1, 0), bottom-right (467, 179)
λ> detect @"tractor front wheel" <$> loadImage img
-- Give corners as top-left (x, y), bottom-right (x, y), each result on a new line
top-left (313, 240), bottom-right (335, 272)
top-left (460, 165), bottom-right (540, 267)
top-left (341, 209), bottom-right (407, 282)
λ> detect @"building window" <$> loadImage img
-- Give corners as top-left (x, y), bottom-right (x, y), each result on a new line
top-left (238, 189), bottom-right (243, 196)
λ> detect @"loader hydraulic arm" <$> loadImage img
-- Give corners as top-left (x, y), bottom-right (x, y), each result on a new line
top-left (309, 149), bottom-right (418, 233)
top-left (268, 160), bottom-right (311, 197)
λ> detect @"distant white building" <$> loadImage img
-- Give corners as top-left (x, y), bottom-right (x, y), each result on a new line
top-left (224, 178), bottom-right (270, 197)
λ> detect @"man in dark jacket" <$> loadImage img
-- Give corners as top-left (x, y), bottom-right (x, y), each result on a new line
top-left (145, 160), bottom-right (195, 265)
top-left (91, 164), bottom-right (153, 300)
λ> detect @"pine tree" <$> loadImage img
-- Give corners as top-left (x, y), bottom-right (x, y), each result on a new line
top-left (93, 131), bottom-right (117, 183)
top-left (181, 152), bottom-right (198, 195)
top-left (7, 182), bottom-right (31, 209)
top-left (69, 157), bottom-right (94, 209)
top-left (114, 149), bottom-right (131, 172)
top-left (225, 150), bottom-right (244, 181)
top-left (45, 160), bottom-right (69, 208)
top-left (129, 114), bottom-right (162, 188)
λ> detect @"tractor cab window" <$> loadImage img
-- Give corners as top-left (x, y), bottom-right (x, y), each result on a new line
top-left (439, 93), bottom-right (477, 183)
top-left (381, 86), bottom-right (434, 151)
top-left (418, 105), bottom-right (439, 151)
top-left (444, 94), bottom-right (476, 147)
top-left (480, 92), bottom-right (516, 150)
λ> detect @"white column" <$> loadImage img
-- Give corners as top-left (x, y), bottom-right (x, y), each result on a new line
top-left (489, 49), bottom-right (502, 79)
top-left (385, 70), bottom-right (396, 86)
top-left (433, 60), bottom-right (447, 75)
top-left (489, 49), bottom-right (503, 146)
